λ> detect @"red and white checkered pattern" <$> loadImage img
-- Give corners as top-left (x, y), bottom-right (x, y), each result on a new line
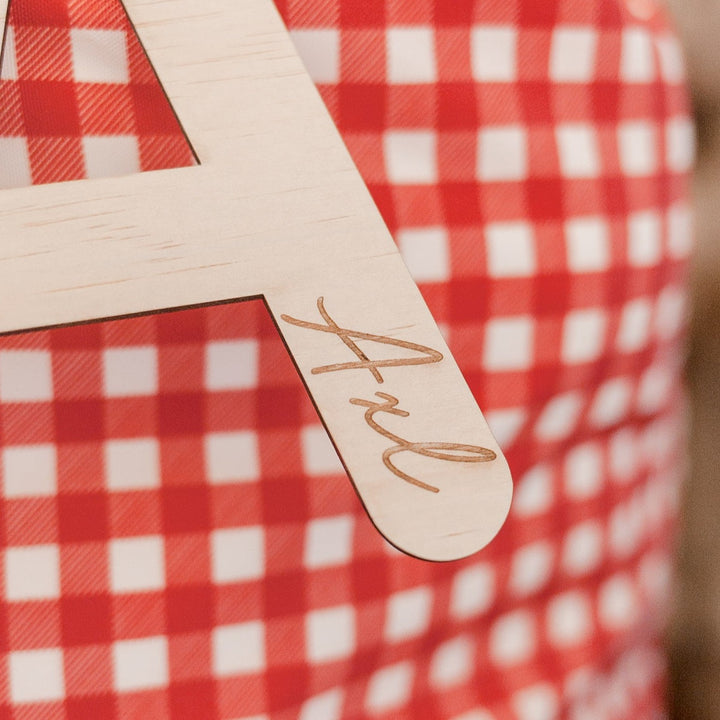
top-left (0, 0), bottom-right (693, 718)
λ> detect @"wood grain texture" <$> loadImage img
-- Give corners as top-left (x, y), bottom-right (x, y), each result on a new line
top-left (0, 0), bottom-right (512, 561)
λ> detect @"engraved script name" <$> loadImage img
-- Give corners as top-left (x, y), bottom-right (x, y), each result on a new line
top-left (281, 298), bottom-right (496, 493)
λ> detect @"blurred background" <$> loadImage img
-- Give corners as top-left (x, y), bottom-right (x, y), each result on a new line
top-left (665, 1), bottom-right (720, 718)
top-left (0, 1), bottom-right (717, 715)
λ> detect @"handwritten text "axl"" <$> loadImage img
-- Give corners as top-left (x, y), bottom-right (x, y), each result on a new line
top-left (281, 297), bottom-right (496, 493)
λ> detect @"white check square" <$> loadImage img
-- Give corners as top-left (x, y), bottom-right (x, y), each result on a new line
top-left (561, 308), bottom-right (607, 364)
top-left (667, 202), bottom-right (693, 259)
top-left (105, 437), bottom-right (160, 490)
top-left (205, 339), bottom-right (258, 391)
top-left (565, 442), bottom-right (603, 499)
top-left (290, 29), bottom-right (340, 84)
top-left (365, 662), bottom-right (414, 713)
top-left (471, 26), bottom-right (517, 81)
top-left (213, 621), bottom-right (266, 676)
top-left (300, 425), bottom-right (343, 476)
top-left (306, 605), bottom-right (356, 662)
top-left (489, 611), bottom-right (536, 666)
top-left (616, 297), bottom-right (652, 352)
top-left (0, 350), bottom-right (53, 402)
top-left (384, 586), bottom-right (433, 641)
top-left (485, 407), bottom-right (526, 447)
top-left (656, 35), bottom-right (685, 84)
top-left (71, 28), bottom-right (129, 83)
top-left (513, 684), bottom-right (559, 720)
top-left (512, 464), bottom-right (554, 517)
top-left (556, 124), bottom-right (600, 178)
top-left (485, 221), bottom-right (535, 277)
top-left (483, 316), bottom-right (534, 371)
top-left (429, 635), bottom-right (474, 688)
top-left (565, 216), bottom-right (610, 272)
top-left (549, 27), bottom-right (597, 82)
top-left (109, 535), bottom-right (165, 593)
top-left (598, 574), bottom-right (639, 630)
top-left (534, 392), bottom-right (584, 442)
top-left (384, 131), bottom-right (437, 184)
top-left (211, 526), bottom-right (265, 583)
top-left (103, 346), bottom-right (158, 397)
top-left (477, 126), bottom-right (527, 181)
top-left (562, 520), bottom-right (603, 576)
top-left (620, 27), bottom-right (655, 82)
top-left (589, 377), bottom-right (633, 428)
top-left (546, 592), bottom-right (592, 647)
top-left (6, 544), bottom-right (60, 601)
top-left (0, 137), bottom-right (31, 189)
top-left (450, 563), bottom-right (495, 619)
top-left (299, 688), bottom-right (344, 720)
top-left (304, 514), bottom-right (354, 569)
top-left (627, 210), bottom-right (662, 267)
top-left (618, 121), bottom-right (657, 176)
top-left (3, 444), bottom-right (57, 498)
top-left (113, 636), bottom-right (168, 691)
top-left (83, 136), bottom-right (140, 179)
top-left (665, 116), bottom-right (695, 173)
top-left (9, 648), bottom-right (65, 703)
top-left (398, 226), bottom-right (450, 282)
top-left (386, 27), bottom-right (436, 83)
top-left (1, 26), bottom-right (18, 80)
top-left (510, 541), bottom-right (554, 597)
top-left (205, 431), bottom-right (260, 483)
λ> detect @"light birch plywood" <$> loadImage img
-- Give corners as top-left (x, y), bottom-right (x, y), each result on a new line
top-left (0, 0), bottom-right (512, 561)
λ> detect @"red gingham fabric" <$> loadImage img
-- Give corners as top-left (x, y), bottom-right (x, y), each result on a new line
top-left (0, 0), bottom-right (694, 718)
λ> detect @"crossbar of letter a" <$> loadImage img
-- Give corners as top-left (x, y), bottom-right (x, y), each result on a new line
top-left (281, 297), bottom-right (443, 383)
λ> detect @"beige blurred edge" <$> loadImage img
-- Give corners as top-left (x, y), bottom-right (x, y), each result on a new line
top-left (665, 1), bottom-right (720, 718)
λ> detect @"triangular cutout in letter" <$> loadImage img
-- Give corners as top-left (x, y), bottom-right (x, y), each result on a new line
top-left (0, 0), bottom-right (194, 187)
top-left (0, 0), bottom-right (512, 561)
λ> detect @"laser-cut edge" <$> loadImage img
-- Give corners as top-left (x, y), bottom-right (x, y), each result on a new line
top-left (0, 0), bottom-right (513, 561)
top-left (263, 297), bottom-right (510, 563)
top-left (116, 0), bottom-right (201, 166)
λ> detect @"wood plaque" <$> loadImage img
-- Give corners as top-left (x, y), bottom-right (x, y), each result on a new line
top-left (0, 0), bottom-right (512, 561)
